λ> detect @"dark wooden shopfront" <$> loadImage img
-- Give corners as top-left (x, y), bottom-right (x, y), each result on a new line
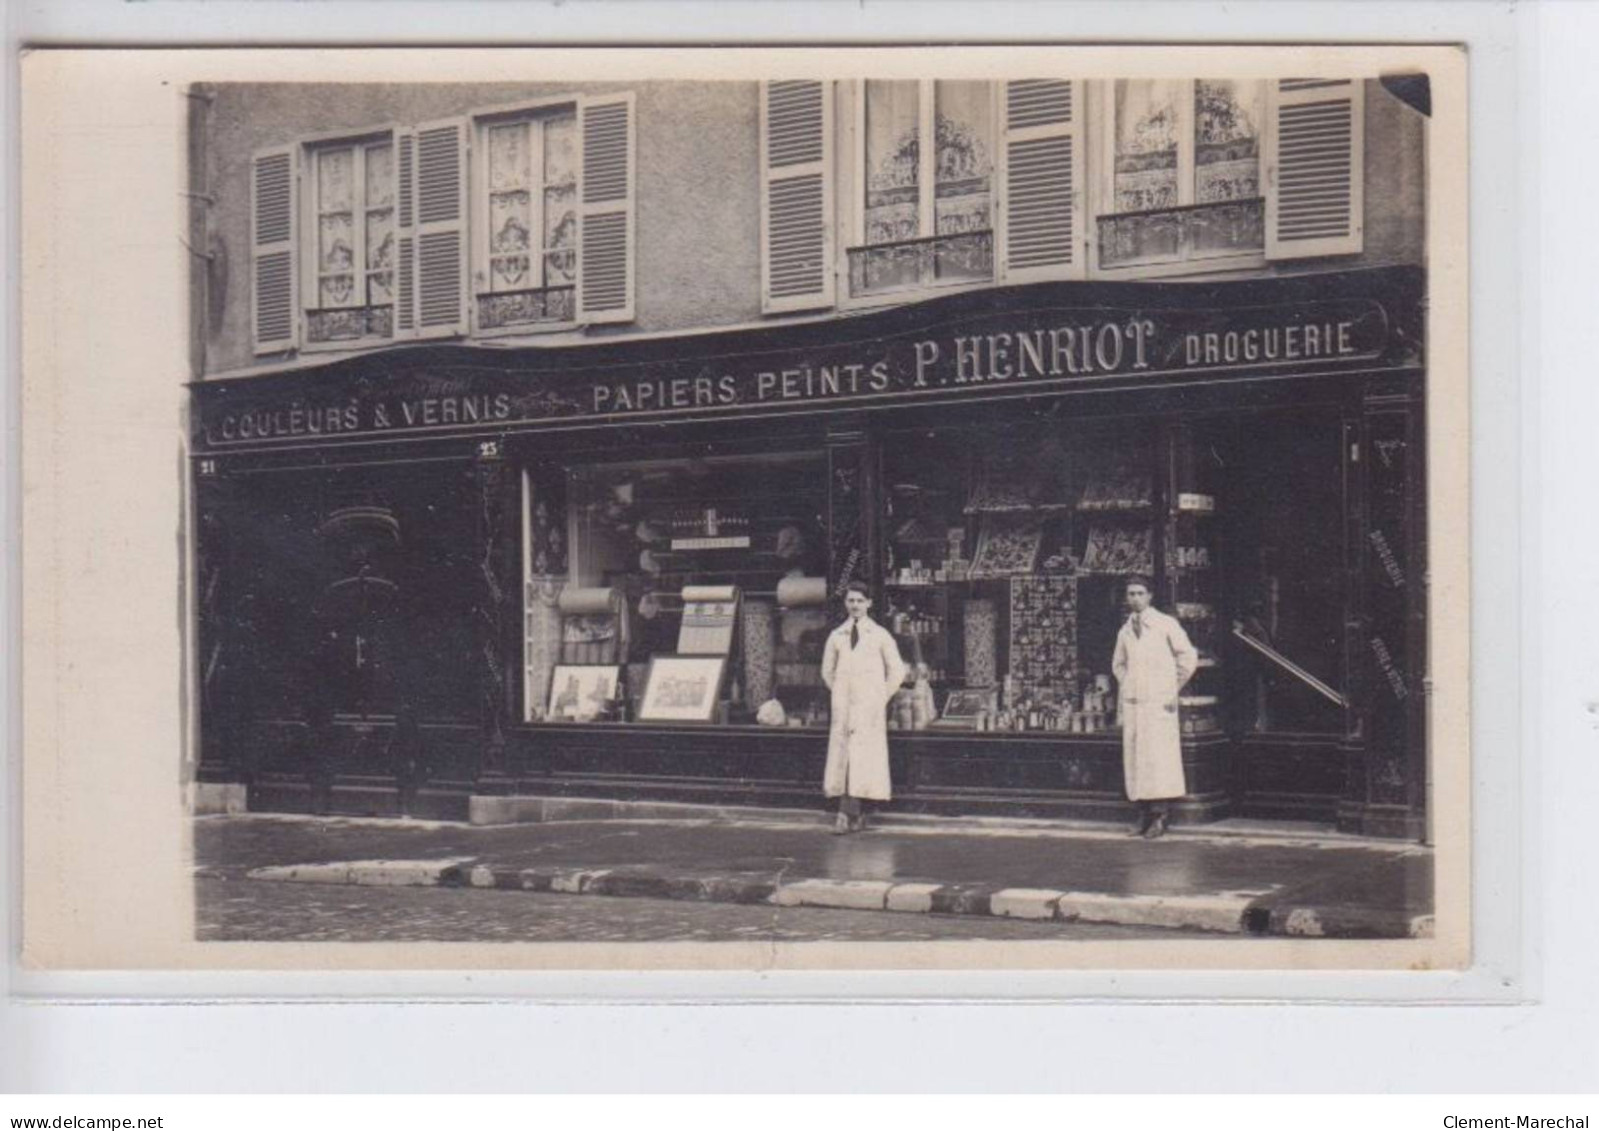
top-left (191, 266), bottom-right (1428, 838)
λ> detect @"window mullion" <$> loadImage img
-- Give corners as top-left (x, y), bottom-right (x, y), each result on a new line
top-left (919, 78), bottom-right (936, 287)
top-left (1177, 79), bottom-right (1197, 263)
top-left (309, 154), bottom-right (320, 307)
top-left (472, 124), bottom-right (487, 304)
top-left (852, 81), bottom-right (866, 252)
top-left (919, 79), bottom-right (936, 238)
top-left (1178, 80), bottom-right (1197, 208)
top-left (531, 119), bottom-right (545, 292)
top-left (355, 147), bottom-right (369, 308)
top-left (313, 152), bottom-right (326, 307)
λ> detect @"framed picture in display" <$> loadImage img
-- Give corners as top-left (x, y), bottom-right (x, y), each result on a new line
top-left (941, 688), bottom-right (997, 721)
top-left (637, 655), bottom-right (727, 722)
top-left (546, 664), bottom-right (621, 721)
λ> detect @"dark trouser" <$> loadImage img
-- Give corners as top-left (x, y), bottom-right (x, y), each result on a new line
top-left (1135, 800), bottom-right (1171, 831)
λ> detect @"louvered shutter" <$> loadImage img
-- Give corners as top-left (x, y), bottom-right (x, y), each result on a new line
top-left (392, 128), bottom-right (418, 339)
top-left (1265, 79), bottom-right (1365, 259)
top-left (578, 93), bottom-right (635, 324)
top-left (251, 145), bottom-right (298, 353)
top-left (998, 80), bottom-right (1084, 283)
top-left (761, 80), bottom-right (834, 313)
top-left (413, 117), bottom-right (469, 338)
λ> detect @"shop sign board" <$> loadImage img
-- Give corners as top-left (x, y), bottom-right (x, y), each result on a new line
top-left (193, 270), bottom-right (1421, 452)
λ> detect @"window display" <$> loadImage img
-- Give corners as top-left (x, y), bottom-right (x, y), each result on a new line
top-left (520, 416), bottom-right (1347, 744)
top-left (532, 450), bottom-right (829, 725)
top-left (881, 423), bottom-right (1213, 736)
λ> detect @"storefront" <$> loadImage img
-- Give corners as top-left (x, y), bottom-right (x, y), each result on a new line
top-left (191, 264), bottom-right (1427, 837)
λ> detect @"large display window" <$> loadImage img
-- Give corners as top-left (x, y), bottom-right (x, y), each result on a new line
top-left (518, 412), bottom-right (1349, 746)
top-left (524, 449), bottom-right (831, 726)
top-left (879, 419), bottom-right (1226, 736)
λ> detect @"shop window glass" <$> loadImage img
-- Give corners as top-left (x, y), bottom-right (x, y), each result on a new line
top-left (854, 80), bottom-right (995, 297)
top-left (531, 451), bottom-right (829, 726)
top-left (1100, 79), bottom-right (1265, 270)
top-left (879, 423), bottom-right (1219, 736)
top-left (1231, 413), bottom-right (1346, 735)
top-left (306, 137), bottom-right (396, 344)
top-left (476, 108), bottom-right (579, 332)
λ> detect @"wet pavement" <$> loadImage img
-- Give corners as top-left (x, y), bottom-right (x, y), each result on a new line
top-left (193, 812), bottom-right (1433, 939)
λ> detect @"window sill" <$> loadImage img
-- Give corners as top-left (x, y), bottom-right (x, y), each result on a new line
top-left (836, 277), bottom-right (998, 314)
top-left (299, 335), bottom-right (398, 354)
top-left (472, 320), bottom-right (582, 341)
top-left (1091, 252), bottom-right (1268, 281)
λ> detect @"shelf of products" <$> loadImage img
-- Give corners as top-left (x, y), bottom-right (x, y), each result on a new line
top-left (530, 421), bottom-right (1232, 740)
top-left (879, 426), bottom-right (1189, 735)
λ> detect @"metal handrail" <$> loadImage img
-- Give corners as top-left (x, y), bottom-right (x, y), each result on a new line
top-left (845, 229), bottom-right (995, 255)
top-left (472, 283), bottom-right (576, 300)
top-left (1231, 622), bottom-right (1348, 708)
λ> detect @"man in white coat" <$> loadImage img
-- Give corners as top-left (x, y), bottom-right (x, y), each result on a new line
top-left (820, 581), bottom-right (907, 834)
top-left (1112, 575), bottom-right (1199, 839)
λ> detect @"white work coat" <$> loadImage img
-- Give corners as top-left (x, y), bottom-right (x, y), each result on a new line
top-left (820, 615), bottom-right (907, 800)
top-left (1112, 606), bottom-right (1199, 801)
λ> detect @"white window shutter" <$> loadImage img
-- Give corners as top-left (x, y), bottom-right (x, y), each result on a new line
top-left (761, 80), bottom-right (834, 313)
top-left (393, 128), bottom-right (418, 339)
top-left (998, 79), bottom-right (1084, 283)
top-left (251, 145), bottom-right (298, 354)
top-left (1265, 79), bottom-right (1365, 259)
top-left (413, 117), bottom-right (469, 338)
top-left (578, 92), bottom-right (636, 324)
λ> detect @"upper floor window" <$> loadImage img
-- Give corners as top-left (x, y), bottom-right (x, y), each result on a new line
top-left (1097, 79), bottom-right (1267, 270)
top-left (474, 107), bottom-right (580, 332)
top-left (852, 79), bottom-right (996, 297)
top-left (306, 135), bottom-right (397, 345)
top-left (759, 79), bottom-right (1085, 315)
top-left (250, 94), bottom-right (634, 357)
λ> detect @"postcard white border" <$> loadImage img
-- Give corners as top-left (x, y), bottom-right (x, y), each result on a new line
top-left (4, 0), bottom-right (1572, 1095)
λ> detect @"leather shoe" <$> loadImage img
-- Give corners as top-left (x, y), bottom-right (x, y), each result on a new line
top-left (1130, 809), bottom-right (1153, 837)
top-left (832, 812), bottom-right (852, 836)
top-left (1142, 813), bottom-right (1168, 839)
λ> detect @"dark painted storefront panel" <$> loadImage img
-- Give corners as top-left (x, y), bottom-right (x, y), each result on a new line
top-left (192, 269), bottom-right (1428, 833)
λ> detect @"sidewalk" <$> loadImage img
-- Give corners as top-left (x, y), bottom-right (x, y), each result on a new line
top-left (193, 807), bottom-right (1435, 938)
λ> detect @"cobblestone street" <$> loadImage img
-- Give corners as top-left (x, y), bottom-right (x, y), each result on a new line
top-left (196, 876), bottom-right (1217, 943)
top-left (191, 813), bottom-right (1432, 941)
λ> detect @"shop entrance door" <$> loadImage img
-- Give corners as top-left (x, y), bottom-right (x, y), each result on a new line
top-left (308, 505), bottom-right (406, 785)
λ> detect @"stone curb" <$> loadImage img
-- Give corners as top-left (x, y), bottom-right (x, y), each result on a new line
top-left (245, 857), bottom-right (477, 887)
top-left (1265, 904), bottom-right (1436, 939)
top-left (243, 859), bottom-right (1422, 938)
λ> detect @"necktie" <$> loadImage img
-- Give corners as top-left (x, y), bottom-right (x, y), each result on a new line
top-left (1131, 613), bottom-right (1143, 640)
top-left (850, 622), bottom-right (860, 649)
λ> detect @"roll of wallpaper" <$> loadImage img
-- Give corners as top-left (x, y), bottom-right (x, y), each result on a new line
top-left (779, 607), bottom-right (829, 649)
top-left (741, 599), bottom-right (776, 707)
top-left (681, 584), bottom-right (738, 602)
top-left (776, 576), bottom-right (828, 608)
top-left (964, 598), bottom-right (998, 688)
top-left (524, 585), bottom-right (564, 721)
top-left (557, 587), bottom-right (620, 615)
